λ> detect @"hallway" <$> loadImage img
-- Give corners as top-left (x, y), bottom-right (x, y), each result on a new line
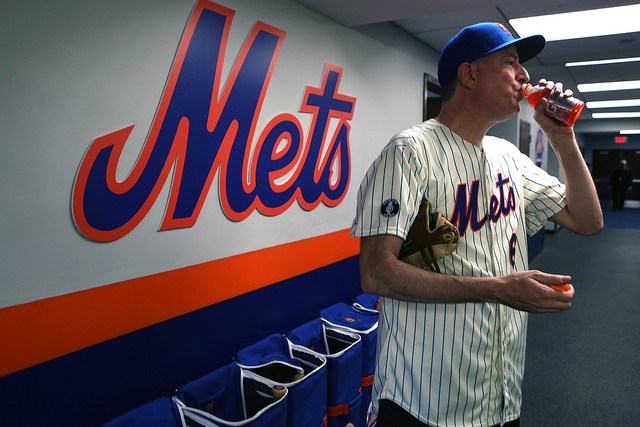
top-left (521, 209), bottom-right (640, 426)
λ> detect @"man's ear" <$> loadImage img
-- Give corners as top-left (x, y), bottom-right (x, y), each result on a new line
top-left (457, 62), bottom-right (477, 89)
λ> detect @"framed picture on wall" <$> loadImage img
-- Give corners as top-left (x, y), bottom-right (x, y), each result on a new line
top-left (423, 73), bottom-right (442, 121)
top-left (518, 120), bottom-right (531, 156)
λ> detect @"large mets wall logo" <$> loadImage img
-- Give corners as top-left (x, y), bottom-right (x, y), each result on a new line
top-left (72, 0), bottom-right (356, 242)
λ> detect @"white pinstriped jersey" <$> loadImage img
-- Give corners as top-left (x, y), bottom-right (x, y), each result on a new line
top-left (350, 119), bottom-right (566, 427)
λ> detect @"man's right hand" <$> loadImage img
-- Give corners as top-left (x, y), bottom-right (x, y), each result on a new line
top-left (495, 270), bottom-right (574, 313)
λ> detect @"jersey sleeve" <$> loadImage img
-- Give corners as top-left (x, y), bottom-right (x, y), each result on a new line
top-left (518, 151), bottom-right (567, 235)
top-left (350, 139), bottom-right (426, 239)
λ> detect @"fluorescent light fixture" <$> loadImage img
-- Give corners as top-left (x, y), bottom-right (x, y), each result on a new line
top-left (592, 112), bottom-right (640, 119)
top-left (566, 57), bottom-right (640, 67)
top-left (620, 129), bottom-right (640, 134)
top-left (578, 80), bottom-right (640, 93)
top-left (587, 99), bottom-right (640, 109)
top-left (510, 4), bottom-right (640, 41)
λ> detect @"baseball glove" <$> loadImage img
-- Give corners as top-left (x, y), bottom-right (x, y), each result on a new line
top-left (398, 198), bottom-right (459, 273)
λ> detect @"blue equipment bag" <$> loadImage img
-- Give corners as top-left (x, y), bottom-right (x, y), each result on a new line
top-left (321, 302), bottom-right (378, 426)
top-left (102, 397), bottom-right (184, 427)
top-left (287, 317), bottom-right (364, 427)
top-left (353, 293), bottom-right (380, 314)
top-left (174, 362), bottom-right (288, 427)
top-left (235, 333), bottom-right (327, 427)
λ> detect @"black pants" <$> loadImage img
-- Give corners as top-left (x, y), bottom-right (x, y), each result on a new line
top-left (377, 399), bottom-right (520, 427)
top-left (612, 186), bottom-right (628, 211)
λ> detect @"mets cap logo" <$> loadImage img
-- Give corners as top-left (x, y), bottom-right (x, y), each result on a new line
top-left (495, 22), bottom-right (512, 36)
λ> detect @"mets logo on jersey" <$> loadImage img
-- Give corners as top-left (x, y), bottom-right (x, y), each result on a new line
top-left (451, 173), bottom-right (517, 237)
top-left (451, 172), bottom-right (519, 266)
top-left (72, 0), bottom-right (356, 242)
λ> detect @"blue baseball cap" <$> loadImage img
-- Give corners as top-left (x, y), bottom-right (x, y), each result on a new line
top-left (437, 22), bottom-right (546, 87)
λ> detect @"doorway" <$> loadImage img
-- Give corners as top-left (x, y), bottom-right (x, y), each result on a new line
top-left (592, 148), bottom-right (639, 204)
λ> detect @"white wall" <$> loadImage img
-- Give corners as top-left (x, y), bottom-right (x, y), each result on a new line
top-left (0, 0), bottom-right (439, 308)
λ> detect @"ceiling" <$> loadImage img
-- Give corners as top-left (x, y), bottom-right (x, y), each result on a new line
top-left (295, 0), bottom-right (640, 133)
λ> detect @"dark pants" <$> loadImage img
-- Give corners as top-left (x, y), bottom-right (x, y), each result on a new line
top-left (377, 399), bottom-right (520, 427)
top-left (612, 186), bottom-right (629, 211)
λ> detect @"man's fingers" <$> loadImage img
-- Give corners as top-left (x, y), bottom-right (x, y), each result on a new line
top-left (531, 271), bottom-right (572, 286)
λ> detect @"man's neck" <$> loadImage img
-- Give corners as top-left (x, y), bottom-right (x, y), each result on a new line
top-left (435, 106), bottom-right (491, 148)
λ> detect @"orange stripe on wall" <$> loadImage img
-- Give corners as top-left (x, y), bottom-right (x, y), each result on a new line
top-left (0, 229), bottom-right (360, 377)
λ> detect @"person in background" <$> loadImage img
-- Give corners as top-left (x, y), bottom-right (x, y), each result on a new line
top-left (611, 158), bottom-right (633, 211)
top-left (351, 22), bottom-right (603, 427)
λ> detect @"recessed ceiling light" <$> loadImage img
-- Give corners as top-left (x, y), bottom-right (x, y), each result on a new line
top-left (592, 112), bottom-right (640, 119)
top-left (620, 129), bottom-right (640, 134)
top-left (587, 99), bottom-right (640, 109)
top-left (566, 57), bottom-right (640, 67)
top-left (510, 4), bottom-right (640, 41)
top-left (578, 80), bottom-right (640, 92)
